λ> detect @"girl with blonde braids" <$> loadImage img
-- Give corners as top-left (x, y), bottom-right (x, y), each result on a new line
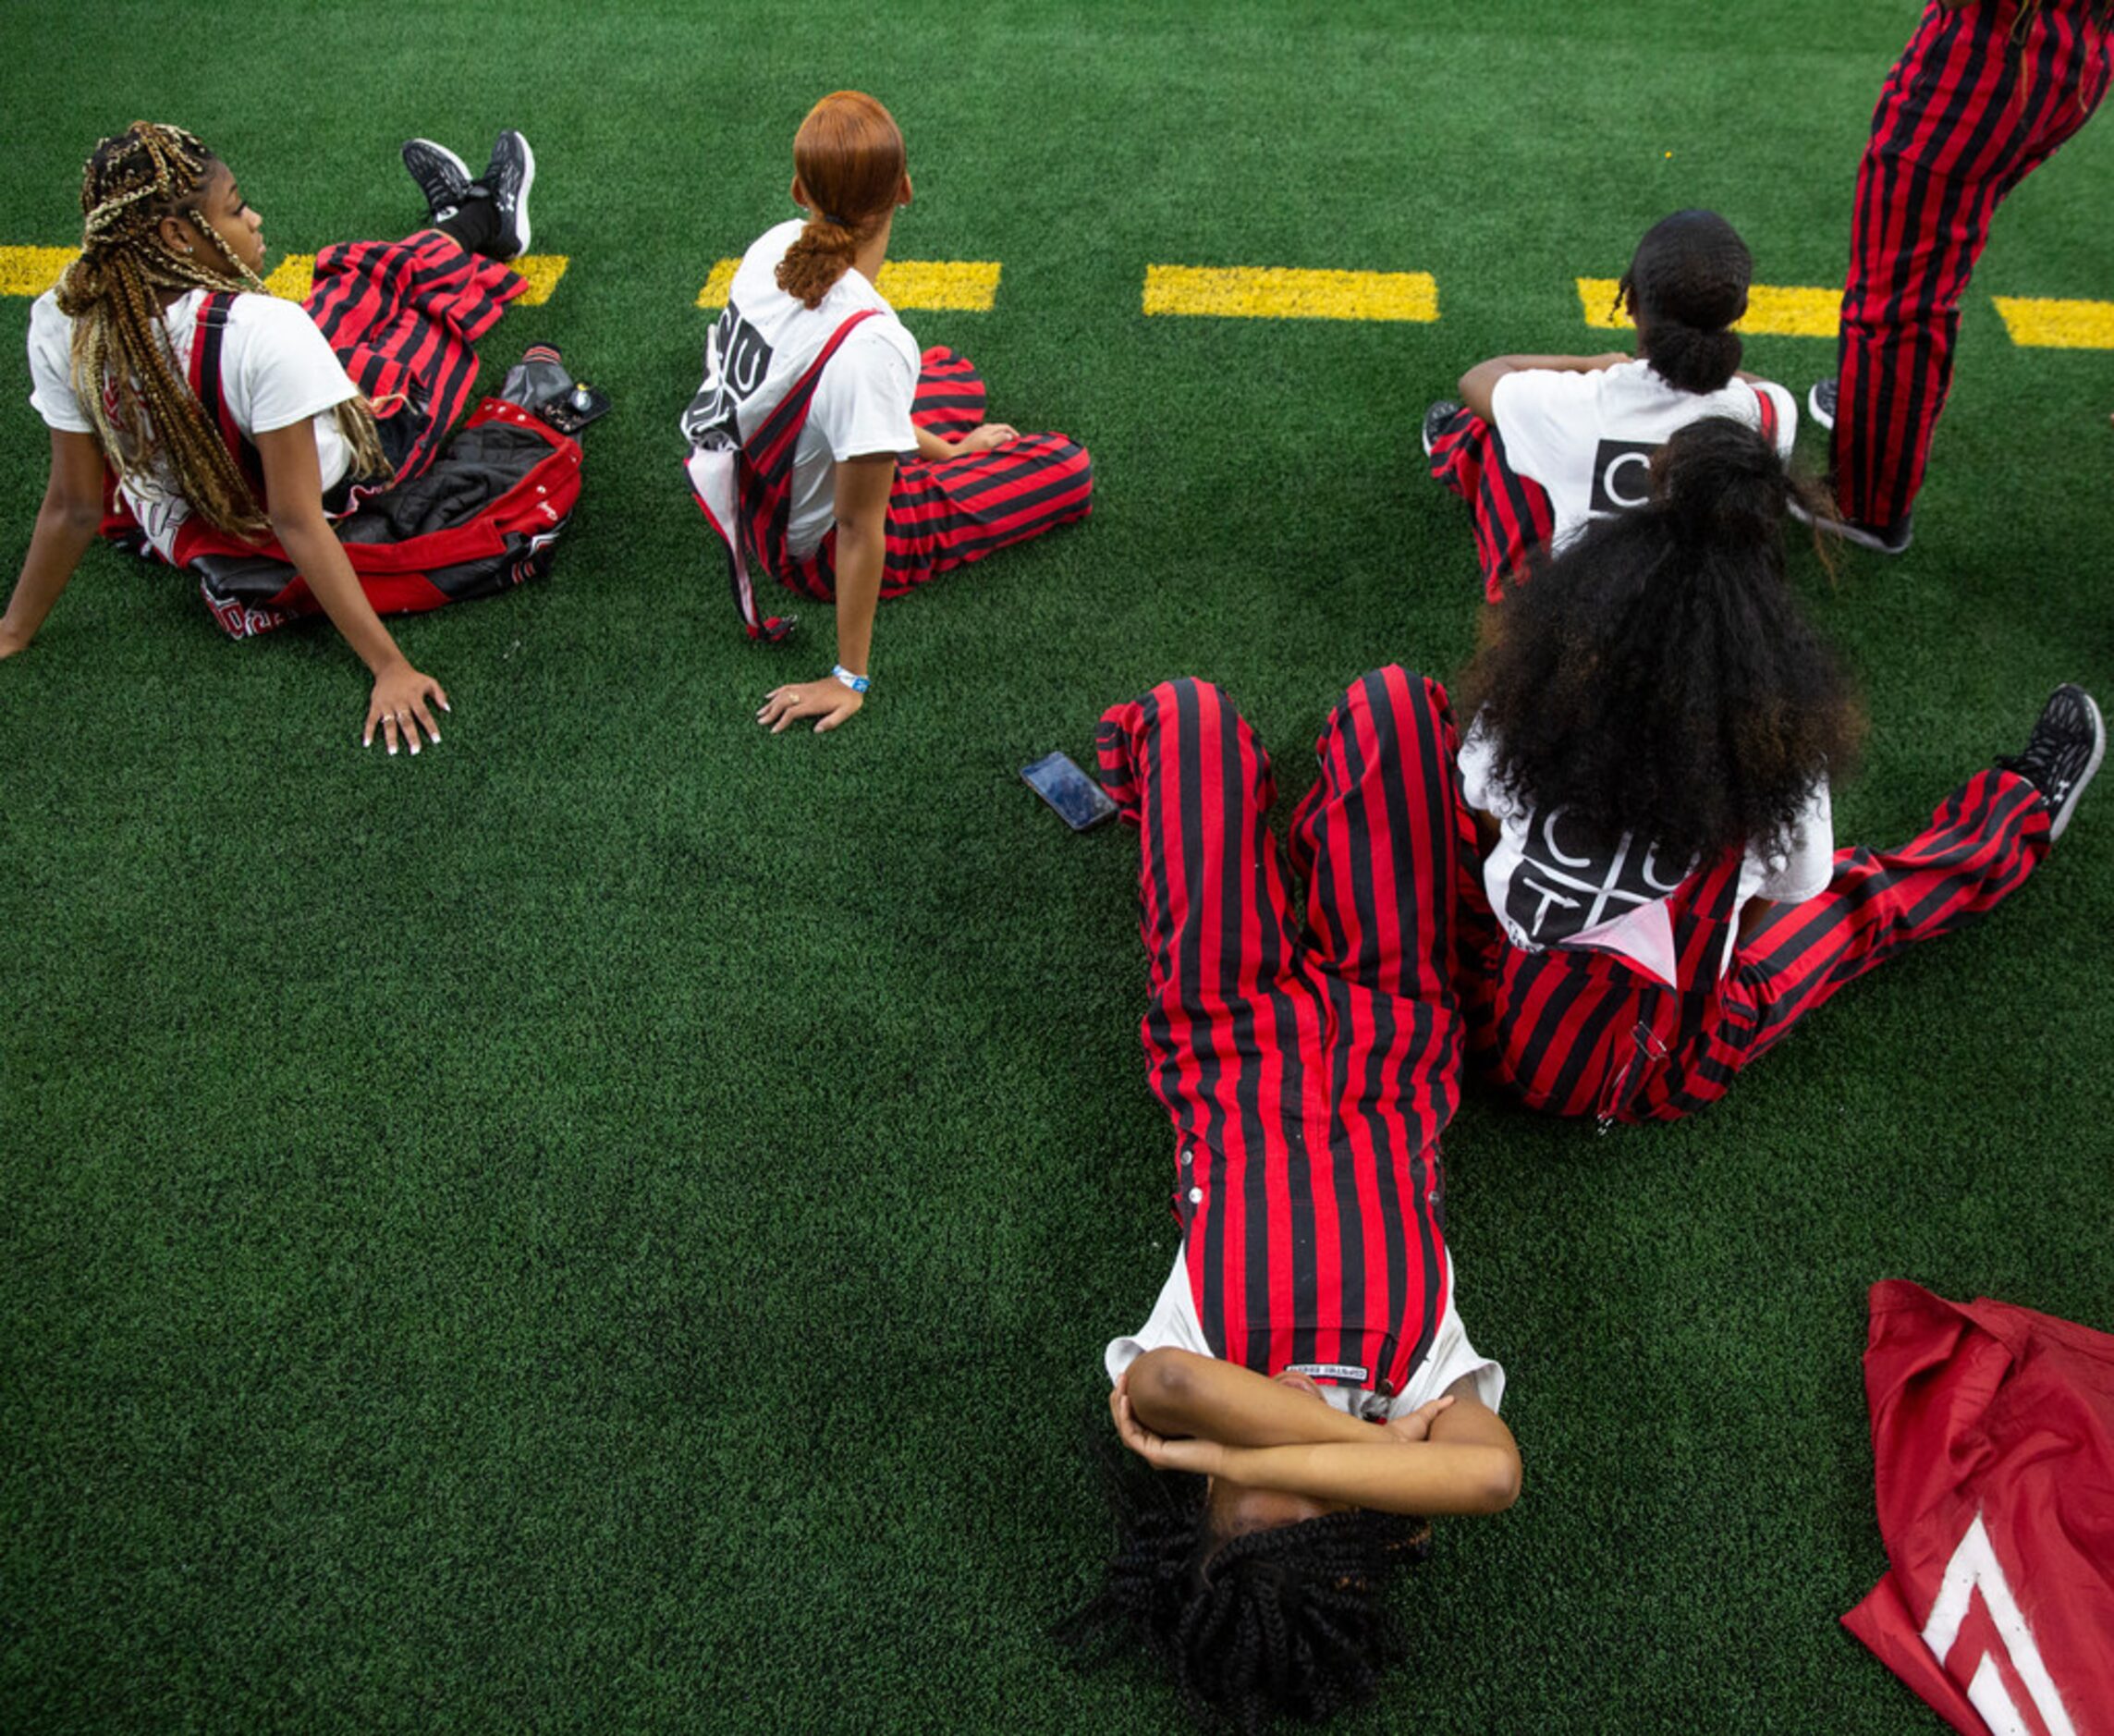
top-left (3, 121), bottom-right (562, 753)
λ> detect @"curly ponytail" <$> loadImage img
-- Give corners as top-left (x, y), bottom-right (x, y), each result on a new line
top-left (775, 92), bottom-right (907, 310)
top-left (1615, 209), bottom-right (1754, 396)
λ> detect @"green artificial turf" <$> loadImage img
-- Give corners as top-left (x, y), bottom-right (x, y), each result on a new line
top-left (4, 2), bottom-right (2111, 1730)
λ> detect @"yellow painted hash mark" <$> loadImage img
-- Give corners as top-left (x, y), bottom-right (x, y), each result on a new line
top-left (876, 259), bottom-right (1000, 311)
top-left (0, 245), bottom-right (76, 296)
top-left (263, 255), bottom-right (315, 300)
top-left (1577, 276), bottom-right (1841, 337)
top-left (697, 258), bottom-right (739, 309)
top-left (1993, 296), bottom-right (2114, 349)
top-left (696, 256), bottom-right (1001, 312)
top-left (263, 252), bottom-right (566, 306)
top-left (1144, 264), bottom-right (1438, 323)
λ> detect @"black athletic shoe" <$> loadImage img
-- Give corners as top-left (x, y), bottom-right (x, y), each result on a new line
top-left (401, 138), bottom-right (472, 224)
top-left (1423, 398), bottom-right (1462, 458)
top-left (481, 129), bottom-right (535, 260)
top-left (1809, 377), bottom-right (1839, 430)
top-left (1788, 493), bottom-right (1914, 556)
top-left (1998, 685), bottom-right (2105, 843)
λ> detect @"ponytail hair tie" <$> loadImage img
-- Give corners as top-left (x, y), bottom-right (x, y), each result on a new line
top-left (820, 210), bottom-right (852, 228)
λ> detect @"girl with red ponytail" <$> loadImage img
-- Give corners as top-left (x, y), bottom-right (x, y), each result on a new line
top-left (683, 91), bottom-right (1094, 733)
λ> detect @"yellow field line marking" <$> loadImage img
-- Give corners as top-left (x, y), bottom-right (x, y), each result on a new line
top-left (0, 245), bottom-right (566, 305)
top-left (264, 252), bottom-right (567, 305)
top-left (0, 245), bottom-right (76, 296)
top-left (695, 257), bottom-right (1002, 312)
top-left (1144, 264), bottom-right (1438, 323)
top-left (1993, 295), bottom-right (2114, 349)
top-left (1577, 276), bottom-right (1841, 338)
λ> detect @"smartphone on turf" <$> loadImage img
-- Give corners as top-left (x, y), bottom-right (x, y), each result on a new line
top-left (1022, 752), bottom-right (1118, 831)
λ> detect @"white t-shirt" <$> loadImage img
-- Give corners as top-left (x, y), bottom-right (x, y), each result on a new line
top-left (1458, 718), bottom-right (1834, 985)
top-left (1105, 1248), bottom-right (1507, 1422)
top-left (1490, 358), bottom-right (1798, 556)
top-left (27, 287), bottom-right (359, 561)
top-left (680, 219), bottom-right (921, 558)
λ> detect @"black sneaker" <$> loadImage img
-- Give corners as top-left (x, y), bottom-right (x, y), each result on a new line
top-left (1788, 493), bottom-right (1914, 556)
top-left (401, 138), bottom-right (472, 224)
top-left (1423, 399), bottom-right (1462, 458)
top-left (1809, 377), bottom-right (1838, 431)
top-left (481, 129), bottom-right (535, 260)
top-left (1998, 685), bottom-right (2105, 842)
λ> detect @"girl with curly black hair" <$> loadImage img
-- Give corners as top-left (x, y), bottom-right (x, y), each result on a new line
top-left (1061, 666), bottom-right (1523, 1729)
top-left (1424, 208), bottom-right (1798, 601)
top-left (1454, 415), bottom-right (2100, 1122)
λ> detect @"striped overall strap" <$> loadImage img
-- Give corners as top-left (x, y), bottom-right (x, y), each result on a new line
top-left (730, 309), bottom-right (882, 627)
top-left (184, 291), bottom-right (267, 499)
top-left (1751, 381), bottom-right (1779, 449)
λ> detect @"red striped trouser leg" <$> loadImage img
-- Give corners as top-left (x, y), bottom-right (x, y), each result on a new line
top-left (1645, 768), bottom-right (2052, 1118)
top-left (873, 433), bottom-right (1094, 597)
top-left (1283, 668), bottom-right (1472, 1135)
top-left (910, 346), bottom-right (987, 443)
top-left (1277, 667), bottom-right (1464, 1378)
top-left (1094, 679), bottom-right (1318, 1372)
top-left (1425, 407), bottom-right (1556, 603)
top-left (1834, 1), bottom-right (2111, 526)
top-left (302, 232), bottom-right (528, 483)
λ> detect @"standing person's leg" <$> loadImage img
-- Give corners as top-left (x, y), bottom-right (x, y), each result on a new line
top-left (1831, 1), bottom-right (2111, 538)
top-left (1635, 689), bottom-right (2101, 1120)
top-left (1424, 406), bottom-right (1555, 602)
top-left (1095, 679), bottom-right (1309, 1163)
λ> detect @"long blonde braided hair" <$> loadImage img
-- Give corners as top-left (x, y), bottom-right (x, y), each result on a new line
top-left (55, 122), bottom-right (387, 541)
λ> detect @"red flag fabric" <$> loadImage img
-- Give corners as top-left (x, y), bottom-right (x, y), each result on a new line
top-left (1843, 1280), bottom-right (2114, 1736)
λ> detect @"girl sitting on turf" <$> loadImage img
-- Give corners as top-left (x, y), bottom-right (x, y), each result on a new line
top-left (1058, 670), bottom-right (1521, 1727)
top-left (0, 121), bottom-right (580, 754)
top-left (1449, 416), bottom-right (2100, 1123)
top-left (1424, 208), bottom-right (1797, 601)
top-left (682, 90), bottom-right (1094, 735)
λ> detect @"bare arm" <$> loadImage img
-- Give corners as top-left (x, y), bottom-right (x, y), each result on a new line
top-left (1124, 1348), bottom-right (1376, 1449)
top-left (757, 451), bottom-right (896, 734)
top-left (252, 420), bottom-right (446, 752)
top-left (1117, 1354), bottom-right (1522, 1517)
top-left (0, 429), bottom-right (109, 656)
top-left (1460, 351), bottom-right (1631, 423)
top-left (915, 422), bottom-right (1020, 462)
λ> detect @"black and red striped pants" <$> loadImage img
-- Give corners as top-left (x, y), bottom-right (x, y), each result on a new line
top-left (302, 229), bottom-right (525, 498)
top-left (1311, 673), bottom-right (2054, 1122)
top-left (1425, 406), bottom-right (1556, 602)
top-left (781, 347), bottom-right (1093, 603)
top-left (1094, 672), bottom-right (1460, 1381)
top-left (1833, 0), bottom-right (2110, 527)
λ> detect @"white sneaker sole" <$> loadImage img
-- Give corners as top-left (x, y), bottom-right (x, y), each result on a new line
top-left (1808, 380), bottom-right (1837, 430)
top-left (507, 133), bottom-right (535, 259)
top-left (2046, 689), bottom-right (2106, 843)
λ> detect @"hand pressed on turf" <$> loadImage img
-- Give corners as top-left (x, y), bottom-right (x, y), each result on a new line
top-left (365, 662), bottom-right (449, 755)
top-left (759, 678), bottom-right (864, 734)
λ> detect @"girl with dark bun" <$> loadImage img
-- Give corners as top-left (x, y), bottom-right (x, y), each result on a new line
top-left (1424, 209), bottom-right (1797, 600)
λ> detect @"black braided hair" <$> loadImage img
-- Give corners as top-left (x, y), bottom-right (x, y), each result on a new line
top-left (1614, 209), bottom-right (1754, 394)
top-left (1057, 1443), bottom-right (1432, 1731)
